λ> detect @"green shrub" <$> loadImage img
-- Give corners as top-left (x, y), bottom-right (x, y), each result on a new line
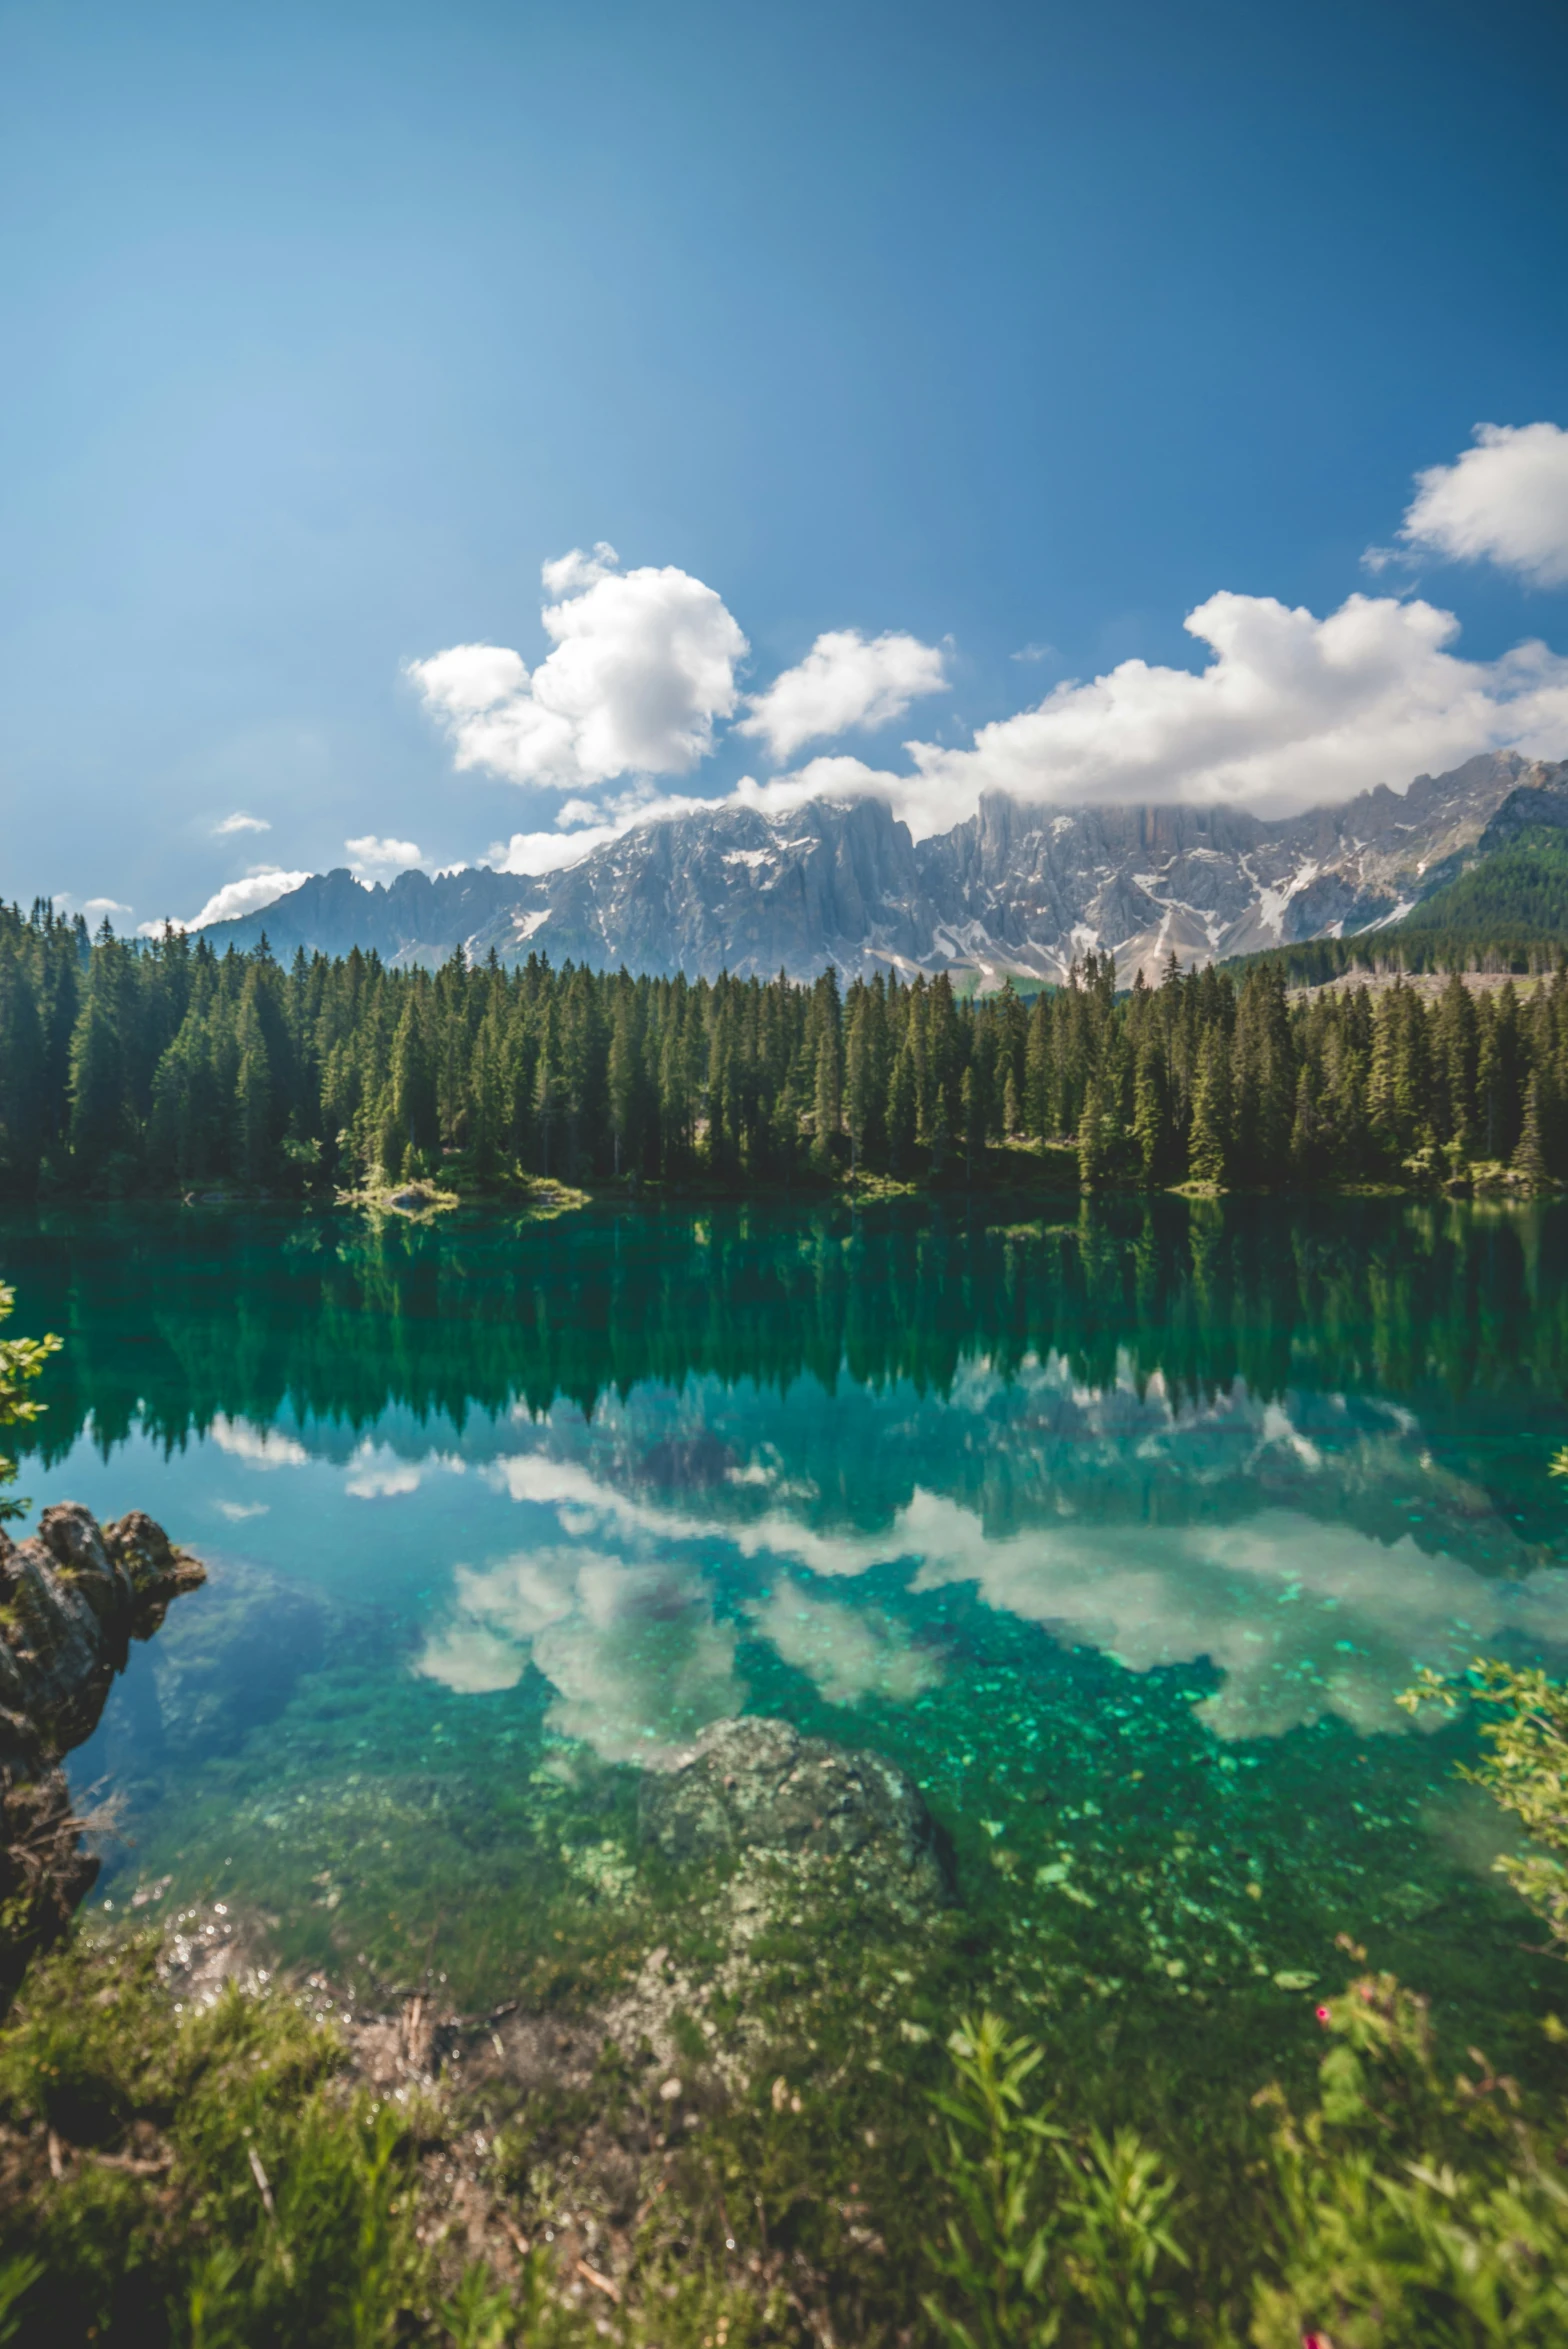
top-left (923, 2011), bottom-right (1187, 2349)
top-left (1251, 1969), bottom-right (1568, 2347)
top-left (0, 1936), bottom-right (429, 2347)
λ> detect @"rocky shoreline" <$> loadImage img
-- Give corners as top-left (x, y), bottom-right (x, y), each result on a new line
top-left (10, 1708), bottom-right (961, 2315)
top-left (0, 1503), bottom-right (204, 2002)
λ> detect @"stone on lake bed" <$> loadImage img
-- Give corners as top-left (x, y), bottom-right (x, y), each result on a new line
top-left (638, 1715), bottom-right (955, 1909)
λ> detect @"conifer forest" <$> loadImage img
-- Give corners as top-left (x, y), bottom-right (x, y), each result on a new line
top-left (2, 901), bottom-right (1565, 1197)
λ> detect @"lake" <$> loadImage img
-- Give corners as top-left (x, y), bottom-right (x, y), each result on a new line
top-left (6, 1192), bottom-right (1568, 2096)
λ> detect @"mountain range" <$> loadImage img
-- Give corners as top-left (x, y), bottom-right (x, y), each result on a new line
top-left (201, 749), bottom-right (1568, 982)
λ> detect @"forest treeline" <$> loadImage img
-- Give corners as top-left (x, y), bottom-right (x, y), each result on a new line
top-left (2, 898), bottom-right (1568, 1196)
top-left (9, 1201), bottom-right (1568, 1535)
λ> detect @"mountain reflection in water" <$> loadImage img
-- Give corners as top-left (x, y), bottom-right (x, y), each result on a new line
top-left (2, 1191), bottom-right (1564, 2022)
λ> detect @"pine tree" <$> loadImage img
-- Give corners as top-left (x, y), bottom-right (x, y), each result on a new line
top-left (845, 984), bottom-right (874, 1179)
top-left (1188, 1029), bottom-right (1231, 1186)
top-left (66, 943), bottom-right (126, 1179)
top-left (1077, 1073), bottom-right (1108, 1191)
top-left (235, 982), bottom-right (275, 1187)
top-left (1024, 989), bottom-right (1052, 1140)
top-left (1132, 1047), bottom-right (1166, 1187)
top-left (608, 981), bottom-right (639, 1179)
top-left (390, 989), bottom-right (437, 1171)
top-left (887, 1037), bottom-right (917, 1172)
top-left (960, 1064), bottom-right (983, 1182)
top-left (0, 940), bottom-right (45, 1190)
top-left (1289, 1065), bottom-right (1317, 1179)
top-left (1513, 1073), bottom-right (1550, 1192)
top-left (810, 971), bottom-right (842, 1173)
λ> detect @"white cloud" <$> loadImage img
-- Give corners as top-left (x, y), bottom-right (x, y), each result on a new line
top-left (896, 591), bottom-right (1568, 825)
top-left (417, 1541), bottom-right (742, 1762)
top-left (707, 592), bottom-right (1568, 836)
top-left (1400, 422), bottom-right (1568, 589)
top-left (140, 868), bottom-right (313, 937)
top-left (420, 448), bottom-right (1568, 856)
top-left (737, 628), bottom-right (947, 761)
top-left (342, 1440), bottom-right (466, 1498)
top-left (745, 1580), bottom-right (941, 1707)
top-left (488, 824), bottom-right (623, 876)
top-left (540, 540), bottom-right (619, 597)
top-left (421, 1416), bottom-right (1568, 1748)
top-left (214, 811), bottom-right (271, 836)
top-left (482, 561), bottom-right (1568, 854)
top-left (485, 786), bottom-right (718, 876)
top-left (54, 893), bottom-right (133, 924)
top-left (215, 1500), bottom-right (270, 1521)
top-left (409, 546), bottom-right (748, 791)
top-left (209, 1415), bottom-right (310, 1469)
top-left (345, 834), bottom-right (423, 883)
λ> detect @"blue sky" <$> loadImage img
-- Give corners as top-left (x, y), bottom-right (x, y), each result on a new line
top-left (1, 0), bottom-right (1566, 928)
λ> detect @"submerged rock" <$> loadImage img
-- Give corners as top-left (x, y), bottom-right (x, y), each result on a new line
top-left (0, 1505), bottom-right (204, 1993)
top-left (639, 1714), bottom-right (955, 1907)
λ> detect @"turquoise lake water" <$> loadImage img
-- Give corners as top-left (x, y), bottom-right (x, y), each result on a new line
top-left (6, 1195), bottom-right (1568, 2069)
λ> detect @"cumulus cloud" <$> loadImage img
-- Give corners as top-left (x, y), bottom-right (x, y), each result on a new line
top-left (214, 811), bottom-right (271, 836)
top-left (1400, 421), bottom-right (1568, 589)
top-left (343, 1440), bottom-right (465, 1498)
top-left (540, 540), bottom-right (618, 597)
top-left (138, 868), bottom-right (313, 937)
top-left (421, 432), bottom-right (1568, 852)
top-left (556, 797), bottom-right (602, 829)
top-left (54, 893), bottom-right (133, 925)
top-left (710, 591), bottom-right (1568, 837)
top-left (416, 1543), bottom-right (742, 1761)
top-left (472, 561), bottom-right (1568, 850)
top-left (737, 628), bottom-right (947, 761)
top-left (408, 545), bottom-right (748, 792)
top-left (482, 563), bottom-right (1568, 852)
top-left (484, 782), bottom-right (725, 877)
top-left (488, 824), bottom-right (623, 876)
top-left (896, 589), bottom-right (1568, 825)
top-left (744, 1579), bottom-right (941, 1707)
top-left (345, 834), bottom-right (423, 883)
top-left (209, 1415), bottom-right (310, 1469)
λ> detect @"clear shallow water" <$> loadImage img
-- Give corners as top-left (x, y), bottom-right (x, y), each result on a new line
top-left (7, 1195), bottom-right (1568, 2061)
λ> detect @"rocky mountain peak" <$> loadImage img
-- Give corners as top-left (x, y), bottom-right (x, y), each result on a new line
top-left (199, 748), bottom-right (1568, 984)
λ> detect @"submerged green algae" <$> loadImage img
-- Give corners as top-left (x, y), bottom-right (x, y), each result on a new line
top-left (0, 1192), bottom-right (1561, 2105)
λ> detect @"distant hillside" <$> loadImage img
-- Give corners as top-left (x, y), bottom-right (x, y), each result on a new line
top-left (1400, 826), bottom-right (1568, 937)
top-left (1225, 778), bottom-right (1568, 986)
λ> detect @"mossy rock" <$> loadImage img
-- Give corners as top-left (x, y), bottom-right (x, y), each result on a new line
top-left (638, 1716), bottom-right (956, 1911)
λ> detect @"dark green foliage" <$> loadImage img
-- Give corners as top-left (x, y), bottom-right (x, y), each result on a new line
top-left (923, 2013), bottom-right (1188, 2349)
top-left (1400, 828), bottom-right (1568, 940)
top-left (0, 1936), bottom-right (429, 2347)
top-left (1251, 1969), bottom-right (1568, 2346)
top-left (4, 904), bottom-right (1568, 1198)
